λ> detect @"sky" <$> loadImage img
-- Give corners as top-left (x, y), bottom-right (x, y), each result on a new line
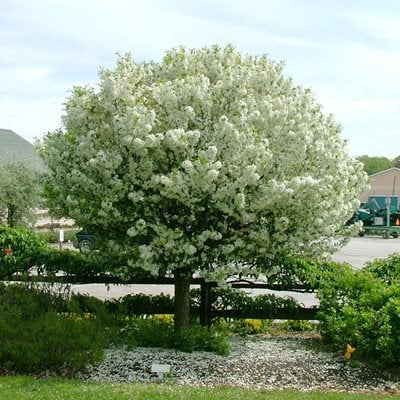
top-left (1, 0), bottom-right (399, 158)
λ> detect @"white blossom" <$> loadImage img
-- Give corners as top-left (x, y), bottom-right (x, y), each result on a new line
top-left (206, 169), bottom-right (219, 182)
top-left (39, 45), bottom-right (368, 280)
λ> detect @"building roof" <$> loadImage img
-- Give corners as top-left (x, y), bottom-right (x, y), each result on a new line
top-left (0, 128), bottom-right (45, 171)
top-left (369, 167), bottom-right (400, 177)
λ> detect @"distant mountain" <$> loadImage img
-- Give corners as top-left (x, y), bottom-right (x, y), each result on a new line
top-left (0, 128), bottom-right (45, 171)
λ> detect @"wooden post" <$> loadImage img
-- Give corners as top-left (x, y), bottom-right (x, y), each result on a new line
top-left (200, 281), bottom-right (212, 327)
top-left (174, 273), bottom-right (192, 331)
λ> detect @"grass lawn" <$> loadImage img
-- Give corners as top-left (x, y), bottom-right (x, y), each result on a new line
top-left (0, 376), bottom-right (398, 400)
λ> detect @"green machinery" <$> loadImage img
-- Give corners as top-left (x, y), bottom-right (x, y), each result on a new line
top-left (348, 196), bottom-right (400, 238)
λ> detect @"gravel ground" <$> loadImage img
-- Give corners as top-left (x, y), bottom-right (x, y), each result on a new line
top-left (70, 236), bottom-right (400, 393)
top-left (80, 334), bottom-right (400, 394)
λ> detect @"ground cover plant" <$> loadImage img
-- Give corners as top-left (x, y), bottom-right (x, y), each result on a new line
top-left (1, 377), bottom-right (398, 400)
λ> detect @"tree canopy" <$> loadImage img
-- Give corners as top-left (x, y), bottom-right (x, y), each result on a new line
top-left (391, 155), bottom-right (400, 170)
top-left (39, 45), bottom-right (368, 329)
top-left (356, 155), bottom-right (393, 175)
top-left (0, 161), bottom-right (41, 227)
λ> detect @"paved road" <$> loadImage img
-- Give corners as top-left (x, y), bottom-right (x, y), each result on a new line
top-left (70, 236), bottom-right (400, 305)
top-left (332, 236), bottom-right (400, 268)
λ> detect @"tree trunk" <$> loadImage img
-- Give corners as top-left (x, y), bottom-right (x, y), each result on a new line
top-left (7, 205), bottom-right (15, 227)
top-left (174, 273), bottom-right (192, 332)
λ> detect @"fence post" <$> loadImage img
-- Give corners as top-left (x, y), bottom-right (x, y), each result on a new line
top-left (200, 281), bottom-right (212, 327)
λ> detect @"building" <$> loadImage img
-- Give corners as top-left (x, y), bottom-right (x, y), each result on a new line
top-left (0, 128), bottom-right (45, 171)
top-left (361, 167), bottom-right (400, 204)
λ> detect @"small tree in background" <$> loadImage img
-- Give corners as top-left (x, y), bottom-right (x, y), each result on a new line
top-left (0, 161), bottom-right (41, 227)
top-left (39, 45), bottom-right (368, 330)
top-left (391, 155), bottom-right (400, 169)
top-left (356, 155), bottom-right (392, 175)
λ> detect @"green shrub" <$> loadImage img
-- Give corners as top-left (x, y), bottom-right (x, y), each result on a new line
top-left (278, 319), bottom-right (316, 332)
top-left (191, 287), bottom-right (301, 318)
top-left (41, 249), bottom-right (108, 276)
top-left (317, 262), bottom-right (400, 367)
top-left (221, 318), bottom-right (272, 336)
top-left (0, 226), bottom-right (104, 278)
top-left (364, 253), bottom-right (400, 285)
top-left (260, 254), bottom-right (339, 290)
top-left (0, 226), bottom-right (49, 278)
top-left (173, 324), bottom-right (229, 355)
top-left (35, 230), bottom-right (78, 244)
top-left (0, 226), bottom-right (150, 279)
top-left (69, 293), bottom-right (108, 314)
top-left (118, 316), bottom-right (229, 355)
top-left (114, 293), bottom-right (175, 316)
top-left (0, 283), bottom-right (105, 374)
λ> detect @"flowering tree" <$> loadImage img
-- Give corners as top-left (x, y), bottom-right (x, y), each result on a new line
top-left (39, 45), bottom-right (367, 330)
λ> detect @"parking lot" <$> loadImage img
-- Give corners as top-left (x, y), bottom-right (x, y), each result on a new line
top-left (332, 235), bottom-right (400, 268)
top-left (69, 236), bottom-right (400, 304)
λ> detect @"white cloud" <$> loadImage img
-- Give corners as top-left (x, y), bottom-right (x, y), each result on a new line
top-left (347, 44), bottom-right (400, 82)
top-left (315, 85), bottom-right (399, 116)
top-left (14, 66), bottom-right (50, 81)
top-left (1, 0), bottom-right (400, 157)
top-left (313, 84), bottom-right (400, 158)
top-left (353, 13), bottom-right (400, 43)
top-left (0, 46), bottom-right (18, 64)
top-left (0, 95), bottom-right (64, 143)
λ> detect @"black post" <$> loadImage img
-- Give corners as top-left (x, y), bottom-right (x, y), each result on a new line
top-left (200, 281), bottom-right (212, 327)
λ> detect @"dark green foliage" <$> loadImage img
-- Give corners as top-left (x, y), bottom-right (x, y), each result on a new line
top-left (191, 287), bottom-right (301, 316)
top-left (217, 318), bottom-right (272, 336)
top-left (356, 155), bottom-right (392, 175)
top-left (40, 249), bottom-right (109, 276)
top-left (259, 254), bottom-right (340, 291)
top-left (69, 293), bottom-right (108, 314)
top-left (0, 282), bottom-right (67, 313)
top-left (112, 293), bottom-right (175, 316)
top-left (72, 288), bottom-right (302, 321)
top-left (0, 226), bottom-right (49, 278)
top-left (317, 259), bottom-right (400, 367)
top-left (364, 253), bottom-right (400, 285)
top-left (279, 320), bottom-right (316, 332)
top-left (0, 283), bottom-right (105, 374)
top-left (0, 226), bottom-right (148, 279)
top-left (119, 316), bottom-right (229, 355)
top-left (42, 248), bottom-right (153, 281)
top-left (392, 155), bottom-right (400, 169)
top-left (0, 160), bottom-right (42, 227)
top-left (35, 230), bottom-right (78, 244)
top-left (173, 323), bottom-right (230, 355)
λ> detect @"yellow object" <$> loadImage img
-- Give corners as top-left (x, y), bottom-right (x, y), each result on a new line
top-left (344, 344), bottom-right (355, 360)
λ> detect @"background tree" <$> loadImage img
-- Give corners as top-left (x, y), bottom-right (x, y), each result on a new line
top-left (0, 161), bottom-right (41, 227)
top-left (392, 155), bottom-right (400, 169)
top-left (356, 155), bottom-right (392, 175)
top-left (39, 46), bottom-right (368, 330)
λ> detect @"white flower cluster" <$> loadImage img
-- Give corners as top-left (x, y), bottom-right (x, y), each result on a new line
top-left (39, 45), bottom-right (368, 279)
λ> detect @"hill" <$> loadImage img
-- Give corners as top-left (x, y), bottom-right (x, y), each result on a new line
top-left (0, 128), bottom-right (45, 171)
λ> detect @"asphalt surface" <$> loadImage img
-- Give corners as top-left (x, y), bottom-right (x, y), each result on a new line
top-left (332, 235), bottom-right (400, 268)
top-left (70, 236), bottom-right (400, 305)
